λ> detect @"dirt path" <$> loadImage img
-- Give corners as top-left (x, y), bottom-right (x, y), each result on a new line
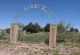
top-left (0, 42), bottom-right (80, 55)
top-left (0, 43), bottom-right (53, 55)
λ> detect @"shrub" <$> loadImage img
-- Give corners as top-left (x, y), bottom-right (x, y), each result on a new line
top-left (57, 32), bottom-right (80, 43)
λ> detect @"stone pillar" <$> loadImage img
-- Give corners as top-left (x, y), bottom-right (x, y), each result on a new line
top-left (10, 23), bottom-right (19, 44)
top-left (49, 25), bottom-right (57, 47)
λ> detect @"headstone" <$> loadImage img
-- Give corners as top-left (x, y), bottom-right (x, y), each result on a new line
top-left (49, 25), bottom-right (57, 47)
top-left (10, 23), bottom-right (19, 44)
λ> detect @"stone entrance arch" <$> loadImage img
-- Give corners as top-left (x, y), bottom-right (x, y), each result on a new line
top-left (10, 4), bottom-right (57, 47)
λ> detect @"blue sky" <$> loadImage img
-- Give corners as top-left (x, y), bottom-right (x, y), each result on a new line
top-left (0, 0), bottom-right (80, 30)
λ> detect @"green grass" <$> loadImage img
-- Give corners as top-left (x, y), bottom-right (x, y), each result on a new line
top-left (70, 52), bottom-right (80, 55)
top-left (18, 32), bottom-right (49, 43)
top-left (18, 32), bottom-right (80, 45)
top-left (72, 43), bottom-right (80, 48)
top-left (0, 39), bottom-right (8, 43)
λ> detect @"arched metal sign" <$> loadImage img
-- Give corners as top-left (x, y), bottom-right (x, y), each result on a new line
top-left (14, 4), bottom-right (55, 24)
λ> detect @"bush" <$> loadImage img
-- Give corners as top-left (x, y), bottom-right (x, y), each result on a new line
top-left (44, 23), bottom-right (50, 32)
top-left (0, 32), bottom-right (8, 40)
top-left (57, 32), bottom-right (80, 43)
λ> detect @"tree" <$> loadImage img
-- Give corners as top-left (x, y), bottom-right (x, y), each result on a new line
top-left (74, 28), bottom-right (79, 33)
top-left (70, 27), bottom-right (79, 33)
top-left (34, 23), bottom-right (41, 32)
top-left (44, 23), bottom-right (50, 32)
top-left (5, 28), bottom-right (10, 34)
top-left (23, 22), bottom-right (41, 33)
top-left (57, 22), bottom-right (65, 33)
top-left (70, 27), bottom-right (74, 32)
top-left (22, 25), bottom-right (27, 31)
top-left (27, 22), bottom-right (34, 33)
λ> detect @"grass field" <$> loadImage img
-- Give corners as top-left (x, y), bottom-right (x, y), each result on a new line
top-left (18, 32), bottom-right (49, 43)
top-left (0, 32), bottom-right (80, 55)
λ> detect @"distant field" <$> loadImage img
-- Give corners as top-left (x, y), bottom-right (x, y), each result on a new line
top-left (18, 32), bottom-right (49, 43)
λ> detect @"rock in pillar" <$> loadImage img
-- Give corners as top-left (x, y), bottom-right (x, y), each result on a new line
top-left (49, 25), bottom-right (57, 47)
top-left (10, 23), bottom-right (19, 44)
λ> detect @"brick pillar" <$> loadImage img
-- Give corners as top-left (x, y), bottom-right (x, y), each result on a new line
top-left (49, 25), bottom-right (57, 47)
top-left (10, 23), bottom-right (19, 44)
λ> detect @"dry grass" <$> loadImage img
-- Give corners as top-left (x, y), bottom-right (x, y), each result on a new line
top-left (0, 42), bottom-right (80, 55)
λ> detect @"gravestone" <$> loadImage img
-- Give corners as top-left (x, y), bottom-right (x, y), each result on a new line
top-left (49, 25), bottom-right (57, 47)
top-left (10, 23), bottom-right (19, 44)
